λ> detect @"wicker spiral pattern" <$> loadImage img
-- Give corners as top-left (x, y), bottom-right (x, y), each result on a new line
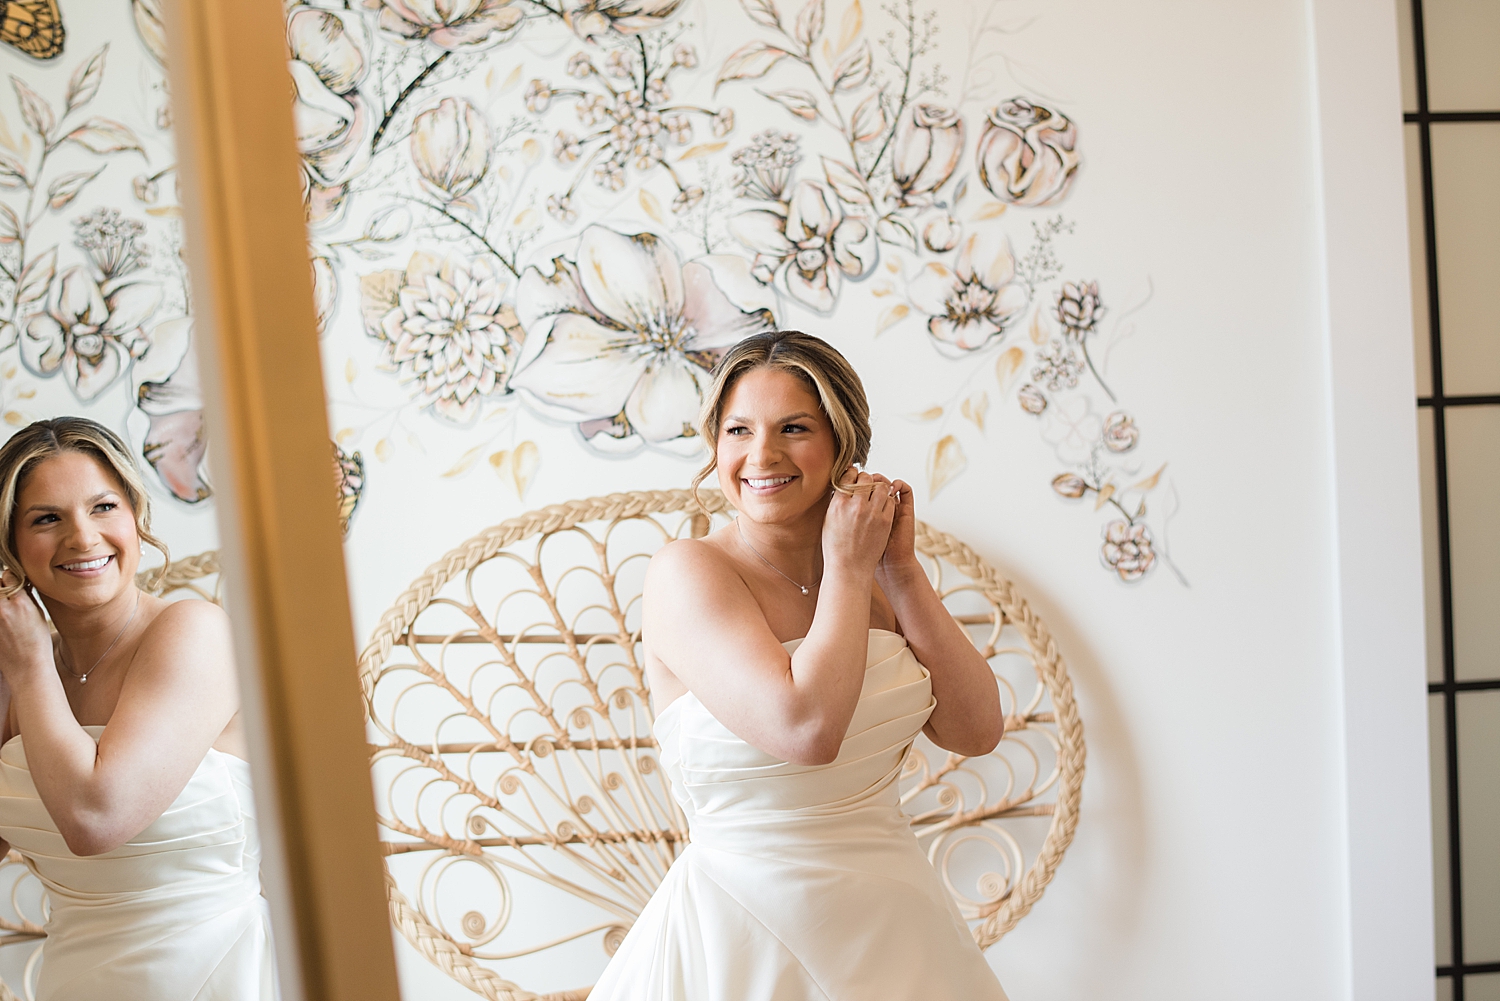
top-left (359, 489), bottom-right (1086, 999)
top-left (0, 555), bottom-right (224, 1000)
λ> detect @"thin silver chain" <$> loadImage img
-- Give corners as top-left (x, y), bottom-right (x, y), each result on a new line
top-left (60, 593), bottom-right (140, 685)
top-left (737, 519), bottom-right (820, 597)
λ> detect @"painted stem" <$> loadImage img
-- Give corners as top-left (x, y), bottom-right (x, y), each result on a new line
top-left (373, 51), bottom-right (453, 153)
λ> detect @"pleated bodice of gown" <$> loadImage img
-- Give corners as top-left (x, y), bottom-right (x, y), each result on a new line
top-left (0, 726), bottom-right (277, 1001)
top-left (590, 629), bottom-right (1009, 1001)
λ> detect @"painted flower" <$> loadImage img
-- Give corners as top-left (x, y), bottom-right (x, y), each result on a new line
top-left (1017, 382), bottom-right (1047, 415)
top-left (731, 179), bottom-right (878, 314)
top-left (711, 107), bottom-right (735, 137)
top-left (567, 52), bottom-right (596, 78)
top-left (22, 268), bottom-right (160, 401)
top-left (906, 232), bottom-right (1028, 353)
top-left (732, 130), bottom-right (800, 201)
top-left (1051, 473), bottom-right (1087, 498)
top-left (604, 50), bottom-right (636, 78)
top-left (563, 0), bottom-right (686, 42)
top-left (577, 94), bottom-right (609, 126)
top-left (546, 193), bottom-right (578, 222)
top-left (891, 103), bottom-right (964, 205)
top-left (921, 211), bottom-right (961, 253)
top-left (1055, 279), bottom-right (1104, 338)
top-left (288, 5), bottom-right (374, 226)
top-left (509, 226), bottom-right (775, 450)
top-left (663, 114), bottom-right (692, 145)
top-left (672, 43), bottom-right (697, 68)
top-left (1102, 411), bottom-right (1138, 453)
top-left (594, 156), bottom-right (626, 190)
top-left (311, 255), bottom-right (338, 335)
top-left (1101, 520), bottom-right (1155, 581)
top-left (333, 441), bottom-right (365, 536)
top-left (525, 79), bottom-right (553, 113)
top-left (1031, 339), bottom-right (1082, 392)
top-left (361, 0), bottom-right (523, 50)
top-left (554, 130), bottom-right (582, 162)
top-left (131, 317), bottom-right (210, 503)
top-left (360, 252), bottom-right (522, 422)
top-left (977, 98), bottom-right (1080, 207)
top-left (410, 97), bottom-right (492, 199)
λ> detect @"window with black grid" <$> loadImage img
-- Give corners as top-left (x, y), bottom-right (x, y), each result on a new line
top-left (1398, 2), bottom-right (1500, 999)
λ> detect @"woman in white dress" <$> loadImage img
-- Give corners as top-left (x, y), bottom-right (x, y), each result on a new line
top-left (0, 417), bottom-right (276, 1000)
top-left (592, 331), bottom-right (1011, 1000)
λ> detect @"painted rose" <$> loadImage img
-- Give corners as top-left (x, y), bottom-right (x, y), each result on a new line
top-left (730, 179), bottom-right (878, 314)
top-left (1017, 383), bottom-right (1047, 415)
top-left (1055, 279), bottom-right (1104, 338)
top-left (1052, 473), bottom-right (1087, 498)
top-left (360, 252), bottom-right (522, 422)
top-left (1101, 520), bottom-right (1155, 581)
top-left (361, 0), bottom-right (522, 50)
top-left (563, 0), bottom-right (686, 42)
top-left (977, 98), bottom-right (1080, 207)
top-left (410, 97), bottom-right (492, 200)
top-left (21, 267), bottom-right (160, 402)
top-left (1102, 411), bottom-right (1138, 453)
top-left (509, 226), bottom-right (775, 451)
top-left (906, 232), bottom-right (1028, 353)
top-left (131, 317), bottom-right (210, 503)
top-left (891, 103), bottom-right (964, 205)
top-left (288, 5), bottom-right (374, 226)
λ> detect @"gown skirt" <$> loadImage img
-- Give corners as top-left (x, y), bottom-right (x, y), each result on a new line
top-left (0, 726), bottom-right (277, 1000)
top-left (589, 629), bottom-right (1010, 1001)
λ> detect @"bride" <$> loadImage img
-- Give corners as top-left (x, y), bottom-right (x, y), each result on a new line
top-left (592, 331), bottom-right (1010, 999)
top-left (0, 418), bottom-right (276, 1000)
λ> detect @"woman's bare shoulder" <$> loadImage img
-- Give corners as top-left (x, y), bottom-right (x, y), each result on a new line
top-left (646, 536), bottom-right (740, 589)
top-left (133, 598), bottom-right (234, 674)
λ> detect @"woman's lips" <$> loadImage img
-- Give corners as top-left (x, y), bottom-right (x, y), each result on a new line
top-left (741, 475), bottom-right (797, 495)
top-left (56, 554), bottom-right (114, 577)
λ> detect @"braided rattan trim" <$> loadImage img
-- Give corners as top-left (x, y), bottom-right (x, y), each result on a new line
top-left (357, 488), bottom-right (1084, 992)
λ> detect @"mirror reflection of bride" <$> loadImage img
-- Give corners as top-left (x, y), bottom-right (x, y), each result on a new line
top-left (0, 418), bottom-right (276, 1000)
top-left (592, 331), bottom-right (1010, 999)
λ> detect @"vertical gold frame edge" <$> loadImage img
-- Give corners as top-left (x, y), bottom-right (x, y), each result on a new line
top-left (163, 2), bottom-right (401, 999)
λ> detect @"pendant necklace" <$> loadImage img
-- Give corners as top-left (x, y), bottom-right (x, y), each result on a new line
top-left (737, 520), bottom-right (820, 596)
top-left (60, 594), bottom-right (140, 685)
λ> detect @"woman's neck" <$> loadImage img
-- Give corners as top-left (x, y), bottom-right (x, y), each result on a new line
top-left (736, 507), bottom-right (827, 583)
top-left (43, 586), bottom-right (144, 663)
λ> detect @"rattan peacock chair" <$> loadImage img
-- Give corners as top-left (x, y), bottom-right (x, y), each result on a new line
top-left (0, 553), bottom-right (224, 1001)
top-left (359, 489), bottom-right (1086, 1000)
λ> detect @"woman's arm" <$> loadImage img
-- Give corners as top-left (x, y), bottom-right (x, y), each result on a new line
top-left (875, 478), bottom-right (1005, 757)
top-left (645, 471), bottom-right (895, 766)
top-left (0, 592), bottom-right (239, 857)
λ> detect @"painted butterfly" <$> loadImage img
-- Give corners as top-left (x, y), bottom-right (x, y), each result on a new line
top-left (0, 0), bottom-right (63, 60)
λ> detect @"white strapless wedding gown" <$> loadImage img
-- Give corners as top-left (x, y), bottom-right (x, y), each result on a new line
top-left (0, 726), bottom-right (277, 1000)
top-left (591, 629), bottom-right (1009, 1000)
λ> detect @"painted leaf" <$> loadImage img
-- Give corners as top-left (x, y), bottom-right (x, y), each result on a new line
top-left (679, 142), bottom-right (727, 160)
top-left (46, 168), bottom-right (103, 210)
top-left (375, 438), bottom-right (393, 462)
top-left (65, 46), bottom-right (108, 114)
top-left (511, 440), bottom-right (540, 498)
top-left (960, 392), bottom-right (989, 431)
top-left (4, 411), bottom-right (22, 427)
top-left (875, 303), bottom-right (909, 334)
top-left (850, 92), bottom-right (885, 143)
top-left (15, 247), bottom-right (55, 304)
top-left (0, 202), bottom-right (20, 244)
top-left (716, 42), bottom-right (789, 92)
top-left (821, 156), bottom-right (871, 205)
top-left (335, 427), bottom-right (355, 446)
top-left (489, 449), bottom-right (510, 476)
top-left (761, 88), bottom-right (819, 121)
top-left (794, 0), bottom-right (825, 48)
top-left (344, 358), bottom-right (357, 384)
top-left (875, 213), bottom-right (918, 251)
top-left (1028, 307), bottom-right (1047, 345)
top-left (638, 188), bottom-right (665, 222)
top-left (501, 64), bottom-right (522, 91)
top-left (974, 201), bottom-right (1008, 220)
top-left (831, 39), bottom-right (872, 90)
top-left (835, 0), bottom-right (863, 52)
top-left (740, 0), bottom-right (781, 28)
top-left (910, 406), bottom-right (943, 421)
top-left (1131, 463), bottom-right (1167, 492)
top-left (11, 77), bottom-right (53, 139)
top-left (0, 323), bottom-right (15, 352)
top-left (0, 149), bottom-right (24, 188)
top-left (513, 207), bottom-right (539, 228)
top-left (65, 118), bottom-right (145, 155)
top-left (442, 444), bottom-right (486, 478)
top-left (927, 435), bottom-right (966, 497)
top-left (995, 346), bottom-right (1024, 389)
top-left (1093, 482), bottom-right (1115, 511)
top-left (953, 177), bottom-right (969, 205)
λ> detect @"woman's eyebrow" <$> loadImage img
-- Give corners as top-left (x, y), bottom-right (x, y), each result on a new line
top-left (23, 491), bottom-right (116, 514)
top-left (724, 411), bottom-right (817, 423)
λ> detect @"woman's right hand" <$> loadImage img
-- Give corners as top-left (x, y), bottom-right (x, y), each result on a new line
top-left (0, 571), bottom-right (51, 683)
top-left (821, 468), bottom-right (897, 577)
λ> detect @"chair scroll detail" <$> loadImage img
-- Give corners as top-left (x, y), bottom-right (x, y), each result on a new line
top-left (358, 489), bottom-right (1085, 1001)
top-left (0, 554), bottom-right (225, 1001)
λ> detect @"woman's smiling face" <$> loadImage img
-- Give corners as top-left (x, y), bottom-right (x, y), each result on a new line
top-left (12, 450), bottom-right (141, 608)
top-left (715, 366), bottom-right (837, 525)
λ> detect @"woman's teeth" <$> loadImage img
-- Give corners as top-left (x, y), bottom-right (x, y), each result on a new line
top-left (61, 556), bottom-right (111, 571)
top-left (746, 477), bottom-right (794, 488)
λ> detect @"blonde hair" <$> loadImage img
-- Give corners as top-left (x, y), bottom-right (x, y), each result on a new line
top-left (692, 331), bottom-right (871, 506)
top-left (0, 417), bottom-right (168, 597)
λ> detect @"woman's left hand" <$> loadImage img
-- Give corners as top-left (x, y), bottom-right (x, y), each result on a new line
top-left (0, 571), bottom-right (52, 681)
top-left (868, 476), bottom-right (919, 578)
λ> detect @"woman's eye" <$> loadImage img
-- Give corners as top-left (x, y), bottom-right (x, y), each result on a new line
top-left (782, 423), bottom-right (808, 434)
top-left (31, 514), bottom-right (57, 526)
top-left (94, 502), bottom-right (116, 513)
top-left (724, 426), bottom-right (748, 436)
